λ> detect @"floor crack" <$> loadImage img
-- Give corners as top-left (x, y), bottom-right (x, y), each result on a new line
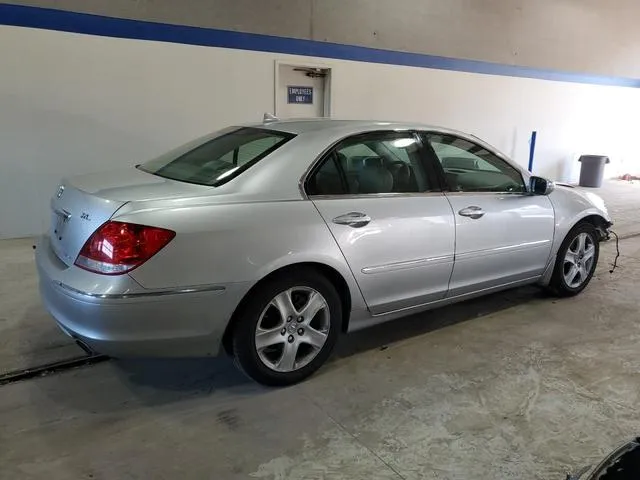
top-left (304, 393), bottom-right (407, 480)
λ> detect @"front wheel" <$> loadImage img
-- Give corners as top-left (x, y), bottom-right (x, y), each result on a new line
top-left (232, 270), bottom-right (341, 386)
top-left (548, 222), bottom-right (599, 297)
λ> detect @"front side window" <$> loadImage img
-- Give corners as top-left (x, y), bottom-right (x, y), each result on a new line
top-left (307, 132), bottom-right (433, 195)
top-left (425, 133), bottom-right (526, 193)
top-left (139, 127), bottom-right (294, 186)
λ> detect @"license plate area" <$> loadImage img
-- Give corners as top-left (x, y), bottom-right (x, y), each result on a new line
top-left (52, 208), bottom-right (72, 241)
top-left (50, 208), bottom-right (73, 264)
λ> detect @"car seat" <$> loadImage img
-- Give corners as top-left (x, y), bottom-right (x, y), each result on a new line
top-left (358, 157), bottom-right (393, 193)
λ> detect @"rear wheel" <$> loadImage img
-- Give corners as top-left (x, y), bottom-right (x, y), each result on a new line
top-left (232, 270), bottom-right (341, 386)
top-left (548, 222), bottom-right (599, 297)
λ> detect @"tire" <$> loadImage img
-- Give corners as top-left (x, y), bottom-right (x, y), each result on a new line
top-left (232, 269), bottom-right (342, 386)
top-left (548, 221), bottom-right (600, 297)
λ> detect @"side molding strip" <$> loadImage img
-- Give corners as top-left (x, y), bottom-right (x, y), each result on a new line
top-left (55, 282), bottom-right (226, 299)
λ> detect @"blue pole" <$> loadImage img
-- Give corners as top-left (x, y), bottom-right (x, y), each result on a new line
top-left (528, 131), bottom-right (537, 172)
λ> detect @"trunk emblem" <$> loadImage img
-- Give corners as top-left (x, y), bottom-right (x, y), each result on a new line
top-left (56, 185), bottom-right (65, 198)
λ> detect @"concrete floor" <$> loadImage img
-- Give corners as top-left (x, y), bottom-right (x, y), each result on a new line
top-left (582, 179), bottom-right (640, 239)
top-left (0, 239), bottom-right (83, 375)
top-left (1, 181), bottom-right (640, 479)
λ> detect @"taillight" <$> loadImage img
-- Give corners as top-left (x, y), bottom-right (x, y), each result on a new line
top-left (75, 221), bottom-right (175, 275)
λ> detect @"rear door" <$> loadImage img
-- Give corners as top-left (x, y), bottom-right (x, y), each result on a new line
top-left (421, 132), bottom-right (555, 297)
top-left (307, 131), bottom-right (455, 315)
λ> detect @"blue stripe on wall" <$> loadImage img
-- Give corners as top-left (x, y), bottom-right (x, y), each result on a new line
top-left (2, 3), bottom-right (640, 88)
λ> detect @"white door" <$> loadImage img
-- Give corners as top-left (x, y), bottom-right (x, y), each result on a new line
top-left (307, 131), bottom-right (455, 315)
top-left (276, 64), bottom-right (326, 118)
top-left (422, 132), bottom-right (555, 297)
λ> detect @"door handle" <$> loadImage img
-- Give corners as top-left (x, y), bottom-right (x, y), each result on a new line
top-left (332, 212), bottom-right (371, 228)
top-left (458, 206), bottom-right (485, 219)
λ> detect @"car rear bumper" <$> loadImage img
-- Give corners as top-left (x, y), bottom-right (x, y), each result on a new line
top-left (35, 235), bottom-right (249, 358)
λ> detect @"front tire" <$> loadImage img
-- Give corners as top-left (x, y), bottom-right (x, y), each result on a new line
top-left (548, 222), bottom-right (599, 297)
top-left (232, 269), bottom-right (341, 386)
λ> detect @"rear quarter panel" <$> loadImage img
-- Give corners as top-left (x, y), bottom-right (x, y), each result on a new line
top-left (117, 199), bottom-right (367, 311)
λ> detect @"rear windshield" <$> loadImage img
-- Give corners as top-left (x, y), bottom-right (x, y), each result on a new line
top-left (138, 127), bottom-right (295, 186)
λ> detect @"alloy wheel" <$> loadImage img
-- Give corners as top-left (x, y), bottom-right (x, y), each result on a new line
top-left (563, 232), bottom-right (596, 289)
top-left (254, 287), bottom-right (331, 372)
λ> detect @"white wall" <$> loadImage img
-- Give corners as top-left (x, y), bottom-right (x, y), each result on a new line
top-left (1, 25), bottom-right (639, 238)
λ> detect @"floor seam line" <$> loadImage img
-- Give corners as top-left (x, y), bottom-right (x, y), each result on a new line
top-left (303, 392), bottom-right (407, 480)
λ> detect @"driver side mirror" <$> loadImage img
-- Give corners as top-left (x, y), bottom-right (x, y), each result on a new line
top-left (530, 176), bottom-right (555, 195)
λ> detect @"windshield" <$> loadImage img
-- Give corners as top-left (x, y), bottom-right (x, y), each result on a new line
top-left (139, 127), bottom-right (295, 186)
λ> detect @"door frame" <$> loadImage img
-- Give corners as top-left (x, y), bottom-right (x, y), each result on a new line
top-left (274, 60), bottom-right (333, 118)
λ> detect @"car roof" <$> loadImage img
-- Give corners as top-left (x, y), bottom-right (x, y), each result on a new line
top-left (242, 118), bottom-right (467, 137)
top-left (238, 117), bottom-right (520, 176)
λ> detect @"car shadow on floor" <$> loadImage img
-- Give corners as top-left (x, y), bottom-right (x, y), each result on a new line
top-left (110, 285), bottom-right (547, 396)
top-left (113, 356), bottom-right (252, 394)
top-left (22, 285), bottom-right (549, 414)
top-left (333, 285), bottom-right (546, 359)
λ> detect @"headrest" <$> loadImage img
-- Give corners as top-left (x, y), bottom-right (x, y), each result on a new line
top-left (315, 171), bottom-right (343, 195)
top-left (390, 163), bottom-right (411, 182)
top-left (358, 166), bottom-right (393, 193)
top-left (363, 156), bottom-right (384, 168)
top-left (350, 156), bottom-right (366, 169)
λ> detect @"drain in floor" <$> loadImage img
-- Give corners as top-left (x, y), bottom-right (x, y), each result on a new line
top-left (0, 354), bottom-right (109, 386)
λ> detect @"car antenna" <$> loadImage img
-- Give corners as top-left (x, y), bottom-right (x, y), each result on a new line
top-left (263, 113), bottom-right (278, 124)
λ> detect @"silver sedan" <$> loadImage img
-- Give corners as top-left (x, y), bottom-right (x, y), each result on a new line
top-left (36, 119), bottom-right (612, 385)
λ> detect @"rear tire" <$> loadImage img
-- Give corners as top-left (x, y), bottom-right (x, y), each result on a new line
top-left (548, 222), bottom-right (599, 297)
top-left (232, 269), bottom-right (341, 386)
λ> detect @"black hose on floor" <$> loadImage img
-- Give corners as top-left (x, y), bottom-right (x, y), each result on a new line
top-left (609, 230), bottom-right (620, 274)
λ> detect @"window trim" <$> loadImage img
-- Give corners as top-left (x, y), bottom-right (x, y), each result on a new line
top-left (420, 131), bottom-right (527, 195)
top-left (303, 130), bottom-right (442, 198)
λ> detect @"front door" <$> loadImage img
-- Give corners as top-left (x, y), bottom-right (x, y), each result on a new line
top-left (422, 132), bottom-right (555, 297)
top-left (306, 131), bottom-right (455, 315)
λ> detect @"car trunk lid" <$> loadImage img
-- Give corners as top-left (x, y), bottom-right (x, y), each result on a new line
top-left (49, 183), bottom-right (127, 266)
top-left (49, 167), bottom-right (207, 266)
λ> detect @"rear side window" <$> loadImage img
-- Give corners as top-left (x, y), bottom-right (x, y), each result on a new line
top-left (307, 132), bottom-right (433, 195)
top-left (139, 127), bottom-right (294, 186)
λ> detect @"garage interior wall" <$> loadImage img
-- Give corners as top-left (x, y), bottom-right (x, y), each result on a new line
top-left (1, 1), bottom-right (640, 238)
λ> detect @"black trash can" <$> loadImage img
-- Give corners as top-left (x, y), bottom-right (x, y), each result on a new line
top-left (578, 155), bottom-right (610, 188)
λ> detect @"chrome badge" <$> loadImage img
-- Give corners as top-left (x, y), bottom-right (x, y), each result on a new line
top-left (56, 185), bottom-right (65, 199)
